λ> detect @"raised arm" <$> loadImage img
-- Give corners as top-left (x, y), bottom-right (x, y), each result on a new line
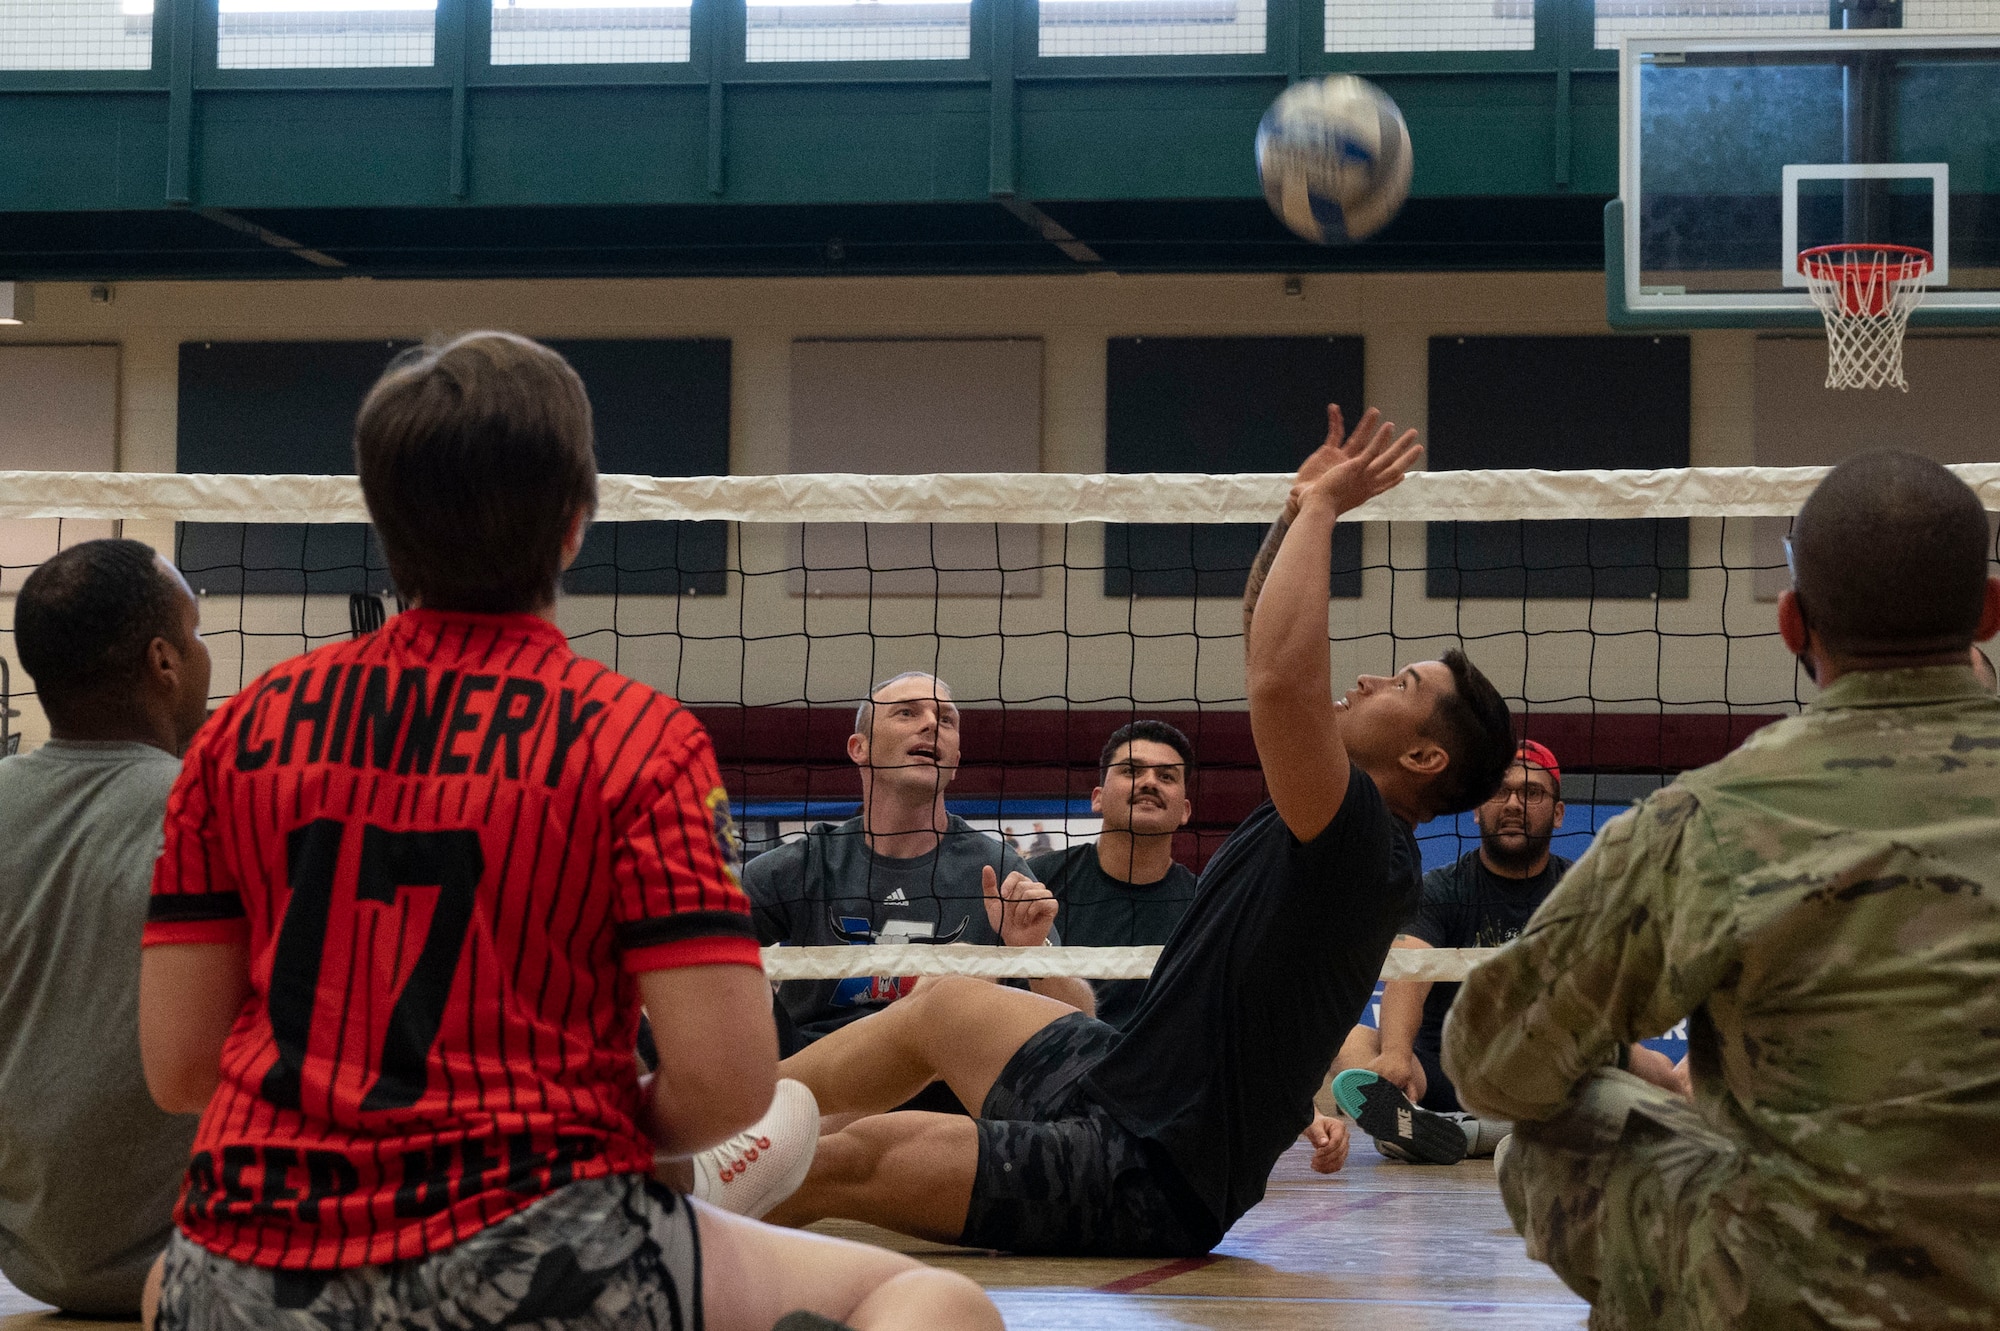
top-left (1244, 406), bottom-right (1421, 842)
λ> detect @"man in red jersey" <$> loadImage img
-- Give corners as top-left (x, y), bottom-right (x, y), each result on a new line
top-left (136, 331), bottom-right (998, 1331)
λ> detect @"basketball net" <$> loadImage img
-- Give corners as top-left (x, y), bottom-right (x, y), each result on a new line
top-left (1798, 244), bottom-right (1932, 392)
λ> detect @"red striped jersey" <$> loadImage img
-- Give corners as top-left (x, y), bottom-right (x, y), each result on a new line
top-left (143, 608), bottom-right (760, 1270)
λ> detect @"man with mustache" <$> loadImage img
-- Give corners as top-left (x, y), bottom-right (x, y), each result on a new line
top-left (1030, 720), bottom-right (1200, 1029)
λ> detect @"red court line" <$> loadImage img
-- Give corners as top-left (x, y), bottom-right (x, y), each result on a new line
top-left (1095, 1255), bottom-right (1221, 1293)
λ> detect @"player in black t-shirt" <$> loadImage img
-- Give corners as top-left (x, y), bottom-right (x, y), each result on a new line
top-left (1029, 720), bottom-right (1200, 1029)
top-left (1332, 741), bottom-right (1695, 1165)
top-left (1331, 742), bottom-right (1571, 1162)
top-left (690, 406), bottom-right (1516, 1256)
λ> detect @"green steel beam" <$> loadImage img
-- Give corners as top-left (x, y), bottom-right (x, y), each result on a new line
top-left (0, 0), bottom-right (1630, 214)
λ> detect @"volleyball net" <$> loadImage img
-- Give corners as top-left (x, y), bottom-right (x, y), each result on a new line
top-left (5, 464), bottom-right (1997, 986)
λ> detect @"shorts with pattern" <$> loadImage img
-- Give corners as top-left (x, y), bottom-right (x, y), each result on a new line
top-left (154, 1173), bottom-right (701, 1331)
top-left (959, 1012), bottom-right (1221, 1258)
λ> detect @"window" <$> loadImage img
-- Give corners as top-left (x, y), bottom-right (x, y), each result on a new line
top-left (175, 340), bottom-right (728, 596)
top-left (746, 0), bottom-right (970, 63)
top-left (1040, 0), bottom-right (1265, 60)
top-left (1426, 336), bottom-right (1691, 601)
top-left (1593, 0), bottom-right (1819, 51)
top-left (1104, 336), bottom-right (1365, 599)
top-left (217, 0), bottom-right (434, 70)
top-left (0, 0), bottom-right (152, 71)
top-left (786, 338), bottom-right (1043, 598)
top-left (1327, 0), bottom-right (1531, 54)
top-left (490, 0), bottom-right (691, 65)
top-left (0, 346), bottom-right (119, 594)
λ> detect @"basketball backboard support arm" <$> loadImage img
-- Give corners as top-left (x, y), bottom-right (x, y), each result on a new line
top-left (1607, 29), bottom-right (2000, 330)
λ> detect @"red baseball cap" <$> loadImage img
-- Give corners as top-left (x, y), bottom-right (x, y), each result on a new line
top-left (1515, 740), bottom-right (1561, 789)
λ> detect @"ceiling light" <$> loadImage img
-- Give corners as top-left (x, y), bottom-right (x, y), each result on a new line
top-left (0, 283), bottom-right (31, 326)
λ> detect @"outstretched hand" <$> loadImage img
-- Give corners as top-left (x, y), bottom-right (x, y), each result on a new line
top-left (983, 864), bottom-right (1058, 948)
top-left (1304, 1111), bottom-right (1350, 1174)
top-left (1288, 404), bottom-right (1423, 521)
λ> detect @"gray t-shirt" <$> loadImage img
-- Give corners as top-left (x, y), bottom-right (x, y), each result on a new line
top-left (746, 815), bottom-right (1035, 1043)
top-left (0, 740), bottom-right (200, 1314)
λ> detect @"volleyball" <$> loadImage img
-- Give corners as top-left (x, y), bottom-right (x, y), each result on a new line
top-left (1255, 75), bottom-right (1413, 244)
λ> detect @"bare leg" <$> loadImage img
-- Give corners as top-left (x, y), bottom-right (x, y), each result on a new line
top-left (696, 1199), bottom-right (999, 1331)
top-left (764, 1111), bottom-right (981, 1242)
top-left (779, 975), bottom-right (1076, 1119)
top-left (142, 1252), bottom-right (165, 1331)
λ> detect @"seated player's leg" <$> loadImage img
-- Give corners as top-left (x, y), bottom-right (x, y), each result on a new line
top-left (697, 1197), bottom-right (999, 1331)
top-left (153, 1167), bottom-right (1000, 1331)
top-left (777, 1007), bottom-right (1211, 1259)
top-left (1497, 1067), bottom-right (1738, 1328)
top-left (693, 976), bottom-right (1086, 1224)
top-left (764, 1111), bottom-right (982, 1241)
top-left (1331, 1068), bottom-right (1472, 1165)
top-left (780, 974), bottom-right (1079, 1118)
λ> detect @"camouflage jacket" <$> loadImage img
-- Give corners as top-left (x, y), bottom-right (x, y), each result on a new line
top-left (1444, 665), bottom-right (2000, 1327)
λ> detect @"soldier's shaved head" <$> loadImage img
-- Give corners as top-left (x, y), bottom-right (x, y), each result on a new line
top-left (1791, 450), bottom-right (1991, 659)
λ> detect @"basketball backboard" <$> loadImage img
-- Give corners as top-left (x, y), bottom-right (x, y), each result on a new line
top-left (1608, 29), bottom-right (2000, 328)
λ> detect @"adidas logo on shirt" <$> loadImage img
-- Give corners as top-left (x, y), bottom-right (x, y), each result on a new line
top-left (883, 888), bottom-right (909, 905)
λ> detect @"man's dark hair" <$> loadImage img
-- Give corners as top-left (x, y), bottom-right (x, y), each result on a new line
top-left (15, 539), bottom-right (184, 716)
top-left (1421, 649), bottom-right (1515, 816)
top-left (1791, 450), bottom-right (1991, 659)
top-left (1100, 720), bottom-right (1195, 780)
top-left (355, 331), bottom-right (598, 614)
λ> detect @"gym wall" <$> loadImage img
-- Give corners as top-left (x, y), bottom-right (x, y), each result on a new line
top-left (2, 269), bottom-right (1796, 758)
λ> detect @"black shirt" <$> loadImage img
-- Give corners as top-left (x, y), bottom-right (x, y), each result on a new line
top-left (1028, 843), bottom-right (1200, 1030)
top-left (1080, 770), bottom-right (1419, 1237)
top-left (1405, 849), bottom-right (1571, 1061)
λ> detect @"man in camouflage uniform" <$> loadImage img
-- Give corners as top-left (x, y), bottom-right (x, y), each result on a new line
top-left (1444, 450), bottom-right (2000, 1330)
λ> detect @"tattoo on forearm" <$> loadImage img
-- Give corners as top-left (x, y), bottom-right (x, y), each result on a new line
top-left (1241, 508), bottom-right (1295, 640)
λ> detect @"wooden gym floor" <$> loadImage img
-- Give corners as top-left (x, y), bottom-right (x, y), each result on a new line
top-left (0, 1142), bottom-right (1586, 1330)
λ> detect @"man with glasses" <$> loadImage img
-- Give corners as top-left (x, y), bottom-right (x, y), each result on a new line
top-left (1029, 720), bottom-right (1199, 1030)
top-left (1331, 743), bottom-right (1582, 1163)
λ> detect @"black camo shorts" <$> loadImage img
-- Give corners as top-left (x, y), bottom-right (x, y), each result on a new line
top-left (154, 1173), bottom-right (700, 1331)
top-left (959, 1012), bottom-right (1220, 1258)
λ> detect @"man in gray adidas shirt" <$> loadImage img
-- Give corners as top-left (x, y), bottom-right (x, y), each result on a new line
top-left (0, 540), bottom-right (211, 1314)
top-left (747, 672), bottom-right (1094, 1051)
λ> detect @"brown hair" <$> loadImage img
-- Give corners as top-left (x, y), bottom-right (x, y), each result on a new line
top-left (354, 331), bottom-right (597, 614)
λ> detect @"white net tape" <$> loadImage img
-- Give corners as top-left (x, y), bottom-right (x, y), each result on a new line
top-left (759, 944), bottom-right (1496, 982)
top-left (1801, 249), bottom-right (1932, 393)
top-left (7, 463), bottom-right (2000, 524)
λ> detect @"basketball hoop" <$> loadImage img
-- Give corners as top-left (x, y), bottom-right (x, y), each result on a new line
top-left (1798, 243), bottom-right (1932, 391)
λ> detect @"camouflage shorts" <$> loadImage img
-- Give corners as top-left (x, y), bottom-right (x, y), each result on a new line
top-left (155, 1173), bottom-right (700, 1331)
top-left (959, 1012), bottom-right (1218, 1258)
top-left (1498, 1069), bottom-right (1739, 1331)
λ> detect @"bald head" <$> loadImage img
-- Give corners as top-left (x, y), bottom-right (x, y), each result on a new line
top-left (1791, 451), bottom-right (1991, 659)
